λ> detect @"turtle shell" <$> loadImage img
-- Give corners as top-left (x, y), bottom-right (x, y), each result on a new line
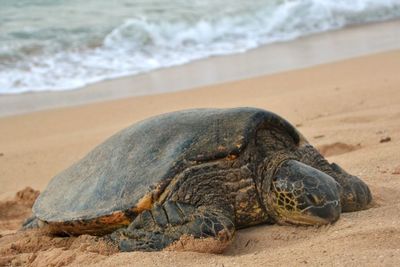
top-left (33, 108), bottom-right (299, 227)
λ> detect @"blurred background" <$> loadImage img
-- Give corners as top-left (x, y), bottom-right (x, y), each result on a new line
top-left (1, 0), bottom-right (400, 95)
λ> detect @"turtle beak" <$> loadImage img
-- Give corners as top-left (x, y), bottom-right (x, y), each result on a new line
top-left (301, 198), bottom-right (341, 225)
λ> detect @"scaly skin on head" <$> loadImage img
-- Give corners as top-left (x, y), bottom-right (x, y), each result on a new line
top-left (265, 160), bottom-right (341, 225)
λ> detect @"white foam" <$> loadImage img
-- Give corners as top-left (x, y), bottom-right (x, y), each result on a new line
top-left (1, 0), bottom-right (400, 94)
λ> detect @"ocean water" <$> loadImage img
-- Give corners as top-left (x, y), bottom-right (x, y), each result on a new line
top-left (1, 0), bottom-right (400, 94)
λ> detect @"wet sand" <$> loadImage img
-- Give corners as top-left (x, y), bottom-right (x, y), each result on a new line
top-left (1, 20), bottom-right (400, 117)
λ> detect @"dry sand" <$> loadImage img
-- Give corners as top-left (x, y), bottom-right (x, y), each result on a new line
top-left (1, 50), bottom-right (400, 266)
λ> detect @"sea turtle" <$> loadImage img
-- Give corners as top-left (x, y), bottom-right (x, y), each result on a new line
top-left (25, 107), bottom-right (372, 253)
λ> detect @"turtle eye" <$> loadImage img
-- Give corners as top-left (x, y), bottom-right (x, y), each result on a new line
top-left (306, 192), bottom-right (322, 206)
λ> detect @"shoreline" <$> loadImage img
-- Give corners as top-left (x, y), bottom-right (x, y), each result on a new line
top-left (1, 19), bottom-right (400, 117)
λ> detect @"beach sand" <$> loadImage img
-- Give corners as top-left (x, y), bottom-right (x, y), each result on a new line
top-left (1, 49), bottom-right (400, 265)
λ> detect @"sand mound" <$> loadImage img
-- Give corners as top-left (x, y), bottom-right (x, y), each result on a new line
top-left (0, 230), bottom-right (117, 267)
top-left (0, 187), bottom-right (39, 236)
top-left (0, 189), bottom-right (117, 266)
top-left (317, 142), bottom-right (361, 157)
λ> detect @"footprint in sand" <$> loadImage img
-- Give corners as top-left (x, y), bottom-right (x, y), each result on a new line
top-left (317, 142), bottom-right (361, 157)
top-left (339, 115), bottom-right (378, 124)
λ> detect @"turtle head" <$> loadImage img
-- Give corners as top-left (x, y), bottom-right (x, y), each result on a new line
top-left (263, 160), bottom-right (341, 225)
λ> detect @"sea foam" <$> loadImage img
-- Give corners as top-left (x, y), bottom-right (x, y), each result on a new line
top-left (1, 0), bottom-right (400, 94)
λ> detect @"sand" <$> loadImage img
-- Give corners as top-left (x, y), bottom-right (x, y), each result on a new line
top-left (1, 48), bottom-right (400, 266)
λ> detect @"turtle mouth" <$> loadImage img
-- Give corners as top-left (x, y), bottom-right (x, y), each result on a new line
top-left (286, 200), bottom-right (341, 225)
top-left (267, 197), bottom-right (341, 226)
top-left (269, 195), bottom-right (341, 226)
top-left (276, 212), bottom-right (331, 226)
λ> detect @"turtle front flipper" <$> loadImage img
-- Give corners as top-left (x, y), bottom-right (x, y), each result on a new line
top-left (329, 162), bottom-right (372, 212)
top-left (296, 144), bottom-right (372, 212)
top-left (109, 201), bottom-right (235, 253)
top-left (22, 216), bottom-right (41, 229)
